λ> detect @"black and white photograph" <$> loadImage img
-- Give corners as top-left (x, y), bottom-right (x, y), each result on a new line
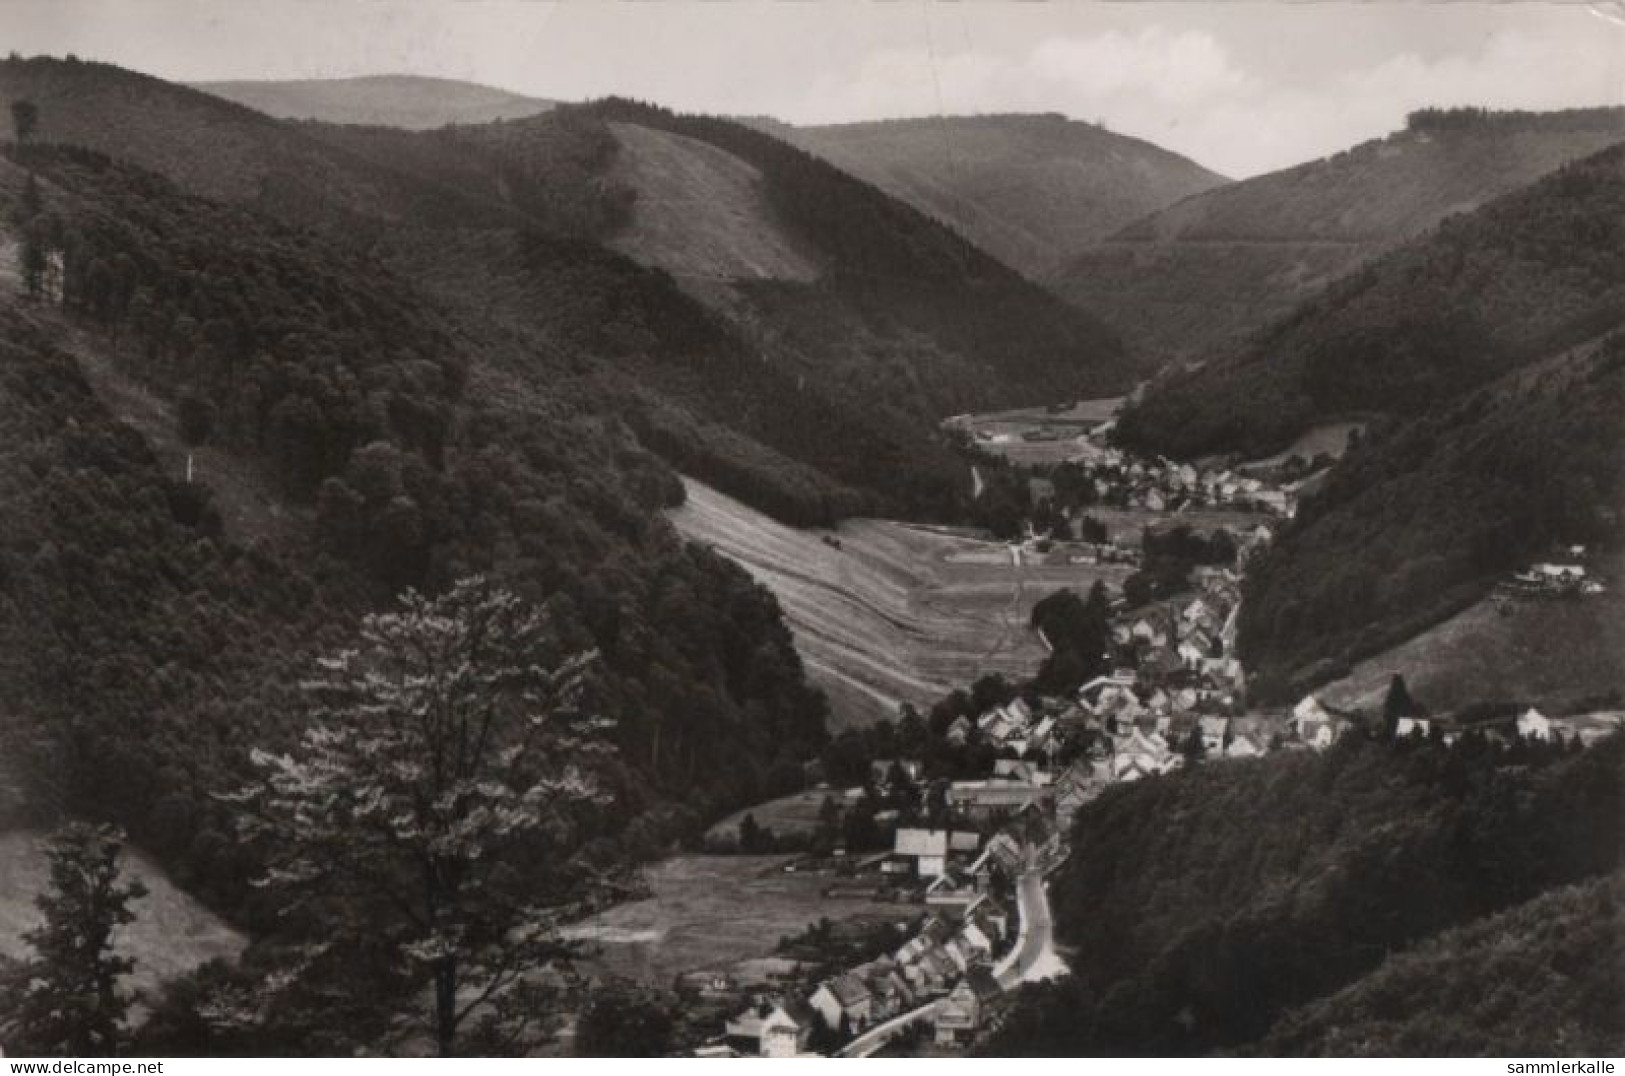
top-left (0, 0), bottom-right (1620, 1061)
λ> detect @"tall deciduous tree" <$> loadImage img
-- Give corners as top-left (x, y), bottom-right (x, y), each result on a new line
top-left (225, 577), bottom-right (615, 1056)
top-left (0, 823), bottom-right (148, 1057)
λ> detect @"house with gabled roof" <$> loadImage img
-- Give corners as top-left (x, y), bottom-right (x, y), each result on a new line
top-left (941, 933), bottom-right (978, 973)
top-left (947, 780), bottom-right (1051, 818)
top-left (1291, 694), bottom-right (1354, 749)
top-left (969, 831), bottom-right (1023, 888)
top-left (865, 964), bottom-right (915, 1021)
top-left (1396, 714), bottom-right (1435, 739)
top-left (904, 947), bottom-right (958, 996)
top-left (934, 967), bottom-right (1002, 1046)
top-left (993, 758), bottom-right (1041, 783)
top-left (959, 912), bottom-right (1000, 961)
top-left (894, 917), bottom-right (954, 967)
top-left (1225, 730), bottom-right (1269, 759)
top-left (1516, 707), bottom-right (1553, 741)
top-left (1199, 715), bottom-right (1230, 752)
top-left (894, 828), bottom-right (951, 878)
top-left (728, 996), bottom-right (819, 1057)
top-left (810, 972), bottom-right (873, 1033)
top-left (974, 893), bottom-right (1012, 941)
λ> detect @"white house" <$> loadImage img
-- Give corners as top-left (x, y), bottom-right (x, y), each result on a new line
top-left (895, 828), bottom-right (951, 878)
top-left (1516, 707), bottom-right (1552, 741)
top-left (1396, 715), bottom-right (1433, 739)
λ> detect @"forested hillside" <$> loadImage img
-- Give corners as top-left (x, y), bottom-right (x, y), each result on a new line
top-left (987, 734), bottom-right (1622, 1056)
top-left (5, 57), bottom-right (1134, 526)
top-left (588, 100), bottom-right (1133, 420)
top-left (1260, 872), bottom-right (1622, 1056)
top-left (0, 144), bottom-right (830, 933)
top-left (762, 113), bottom-right (1227, 280)
top-left (1239, 339), bottom-right (1624, 700)
top-left (1106, 142), bottom-right (1625, 701)
top-left (1117, 140), bottom-right (1625, 461)
top-left (1054, 107), bottom-right (1625, 365)
top-left (0, 56), bottom-right (519, 232)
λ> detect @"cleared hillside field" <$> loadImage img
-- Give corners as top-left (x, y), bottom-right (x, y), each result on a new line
top-left (669, 478), bottom-right (1131, 727)
top-left (605, 121), bottom-right (821, 284)
top-left (1319, 569), bottom-right (1625, 715)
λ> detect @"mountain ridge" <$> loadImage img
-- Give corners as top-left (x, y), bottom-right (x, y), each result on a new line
top-left (1053, 106), bottom-right (1625, 365)
top-left (190, 74), bottom-right (556, 129)
top-left (758, 111), bottom-right (1228, 282)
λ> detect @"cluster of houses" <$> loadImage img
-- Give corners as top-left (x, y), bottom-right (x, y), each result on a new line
top-left (1499, 548), bottom-right (1606, 599)
top-left (708, 819), bottom-right (1038, 1057)
top-left (1385, 704), bottom-right (1625, 748)
top-left (946, 696), bottom-right (1055, 759)
top-left (1281, 697), bottom-right (1623, 751)
top-left (1514, 707), bottom-right (1625, 747)
top-left (1112, 568), bottom-right (1248, 691)
top-left (1040, 445), bottom-right (1296, 519)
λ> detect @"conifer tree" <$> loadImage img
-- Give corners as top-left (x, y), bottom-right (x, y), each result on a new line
top-left (0, 824), bottom-right (147, 1057)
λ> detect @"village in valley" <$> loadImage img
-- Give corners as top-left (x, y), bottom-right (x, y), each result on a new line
top-left (629, 399), bottom-right (1623, 1058)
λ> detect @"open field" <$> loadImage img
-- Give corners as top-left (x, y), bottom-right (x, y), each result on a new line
top-left (953, 397), bottom-right (1124, 426)
top-left (0, 828), bottom-right (246, 1009)
top-left (706, 786), bottom-right (861, 846)
top-left (669, 478), bottom-right (1132, 727)
top-left (561, 854), bottom-right (908, 987)
top-left (1319, 560), bottom-right (1625, 715)
top-left (949, 397), bottom-right (1124, 466)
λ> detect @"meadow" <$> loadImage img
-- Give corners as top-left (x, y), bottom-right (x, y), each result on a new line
top-left (561, 854), bottom-right (907, 986)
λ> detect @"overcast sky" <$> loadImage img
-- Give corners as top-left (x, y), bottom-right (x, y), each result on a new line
top-left (2, 1), bottom-right (1621, 177)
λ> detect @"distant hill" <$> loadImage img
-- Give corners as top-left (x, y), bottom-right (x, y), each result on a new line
top-left (1053, 107), bottom-right (1625, 365)
top-left (1119, 139), bottom-right (1625, 460)
top-left (758, 113), bottom-right (1228, 281)
top-left (191, 74), bottom-right (555, 129)
top-left (0, 55), bottom-right (518, 228)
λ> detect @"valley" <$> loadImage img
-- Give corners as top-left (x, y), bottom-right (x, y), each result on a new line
top-left (0, 38), bottom-right (1618, 1062)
